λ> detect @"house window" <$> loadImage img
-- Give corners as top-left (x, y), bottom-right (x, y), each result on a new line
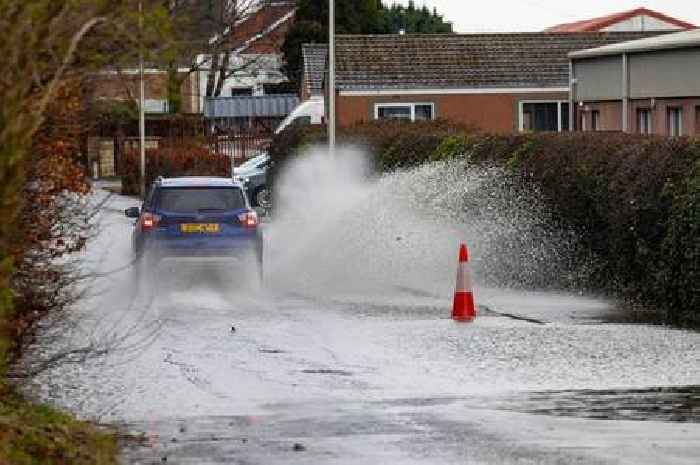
top-left (375, 103), bottom-right (435, 122)
top-left (637, 109), bottom-right (652, 135)
top-left (561, 103), bottom-right (570, 131)
top-left (668, 107), bottom-right (683, 136)
top-left (520, 101), bottom-right (569, 132)
top-left (580, 110), bottom-right (600, 131)
top-left (591, 110), bottom-right (600, 131)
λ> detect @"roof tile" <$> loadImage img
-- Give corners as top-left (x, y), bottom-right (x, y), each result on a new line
top-left (335, 32), bottom-right (666, 90)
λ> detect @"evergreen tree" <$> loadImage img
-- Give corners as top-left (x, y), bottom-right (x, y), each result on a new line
top-left (281, 20), bottom-right (326, 86)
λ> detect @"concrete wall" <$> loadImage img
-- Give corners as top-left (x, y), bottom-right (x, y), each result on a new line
top-left (573, 56), bottom-right (623, 101)
top-left (628, 48), bottom-right (700, 98)
top-left (572, 45), bottom-right (700, 136)
top-left (573, 46), bottom-right (700, 102)
top-left (337, 92), bottom-right (568, 134)
top-left (603, 15), bottom-right (685, 32)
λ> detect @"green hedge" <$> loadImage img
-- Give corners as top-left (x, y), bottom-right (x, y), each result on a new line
top-left (270, 121), bottom-right (700, 326)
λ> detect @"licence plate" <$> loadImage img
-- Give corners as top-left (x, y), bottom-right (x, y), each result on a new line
top-left (180, 223), bottom-right (220, 233)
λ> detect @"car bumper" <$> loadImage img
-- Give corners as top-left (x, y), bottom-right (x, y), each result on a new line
top-left (140, 234), bottom-right (261, 259)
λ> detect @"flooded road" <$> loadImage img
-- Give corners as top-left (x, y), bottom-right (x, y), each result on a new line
top-left (20, 153), bottom-right (700, 464)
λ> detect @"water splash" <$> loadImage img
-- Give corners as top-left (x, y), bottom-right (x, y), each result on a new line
top-left (265, 146), bottom-right (592, 300)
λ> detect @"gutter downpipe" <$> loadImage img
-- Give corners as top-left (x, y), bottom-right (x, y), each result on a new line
top-left (328, 0), bottom-right (336, 156)
top-left (138, 0), bottom-right (146, 199)
top-left (569, 59), bottom-right (575, 132)
top-left (622, 53), bottom-right (629, 133)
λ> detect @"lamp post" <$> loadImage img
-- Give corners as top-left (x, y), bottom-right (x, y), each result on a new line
top-left (139, 0), bottom-right (146, 198)
top-left (328, 0), bottom-right (336, 155)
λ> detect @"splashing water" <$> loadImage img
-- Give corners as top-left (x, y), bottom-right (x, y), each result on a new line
top-left (265, 146), bottom-right (592, 302)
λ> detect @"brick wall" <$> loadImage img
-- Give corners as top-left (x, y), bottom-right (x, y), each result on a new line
top-left (576, 97), bottom-right (700, 136)
top-left (86, 71), bottom-right (203, 114)
top-left (337, 92), bottom-right (569, 134)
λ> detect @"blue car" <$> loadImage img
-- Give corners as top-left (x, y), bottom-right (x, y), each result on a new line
top-left (124, 177), bottom-right (263, 275)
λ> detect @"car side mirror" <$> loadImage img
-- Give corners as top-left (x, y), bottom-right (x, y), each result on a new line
top-left (125, 207), bottom-right (140, 218)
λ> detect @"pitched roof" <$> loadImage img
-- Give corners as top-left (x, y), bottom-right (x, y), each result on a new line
top-left (302, 44), bottom-right (328, 97)
top-left (229, 1), bottom-right (297, 54)
top-left (545, 8), bottom-right (695, 32)
top-left (570, 28), bottom-right (700, 59)
top-left (335, 32), bottom-right (664, 91)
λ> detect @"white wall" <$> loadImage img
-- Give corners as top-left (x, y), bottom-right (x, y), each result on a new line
top-left (196, 53), bottom-right (289, 111)
top-left (603, 15), bottom-right (685, 32)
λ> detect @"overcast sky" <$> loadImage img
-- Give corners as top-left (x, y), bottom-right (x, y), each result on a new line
top-left (391, 1), bottom-right (700, 32)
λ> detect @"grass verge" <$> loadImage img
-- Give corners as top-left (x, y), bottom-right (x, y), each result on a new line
top-left (0, 381), bottom-right (119, 465)
top-left (1, 298), bottom-right (120, 465)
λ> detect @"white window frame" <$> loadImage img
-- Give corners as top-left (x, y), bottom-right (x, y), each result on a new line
top-left (374, 102), bottom-right (436, 122)
top-left (637, 108), bottom-right (652, 135)
top-left (518, 100), bottom-right (568, 132)
top-left (668, 107), bottom-right (683, 136)
top-left (591, 110), bottom-right (600, 131)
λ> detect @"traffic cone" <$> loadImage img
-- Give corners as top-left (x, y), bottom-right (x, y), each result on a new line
top-left (452, 243), bottom-right (476, 321)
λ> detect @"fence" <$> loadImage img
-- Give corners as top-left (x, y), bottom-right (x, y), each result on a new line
top-left (90, 116), bottom-right (273, 178)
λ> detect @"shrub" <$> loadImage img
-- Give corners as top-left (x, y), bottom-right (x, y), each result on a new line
top-left (121, 140), bottom-right (231, 195)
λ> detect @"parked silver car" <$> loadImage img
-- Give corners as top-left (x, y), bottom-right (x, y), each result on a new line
top-left (233, 152), bottom-right (271, 208)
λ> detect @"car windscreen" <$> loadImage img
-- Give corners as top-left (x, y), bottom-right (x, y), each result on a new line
top-left (156, 187), bottom-right (246, 213)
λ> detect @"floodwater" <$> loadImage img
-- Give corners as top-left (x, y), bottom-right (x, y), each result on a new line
top-left (18, 148), bottom-right (700, 464)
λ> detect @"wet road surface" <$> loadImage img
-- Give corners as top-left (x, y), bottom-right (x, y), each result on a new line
top-left (21, 188), bottom-right (700, 464)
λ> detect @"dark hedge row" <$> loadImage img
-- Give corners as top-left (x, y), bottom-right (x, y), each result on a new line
top-left (121, 141), bottom-right (231, 195)
top-left (269, 121), bottom-right (699, 326)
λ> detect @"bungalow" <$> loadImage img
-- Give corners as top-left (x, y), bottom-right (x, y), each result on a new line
top-left (569, 28), bottom-right (700, 136)
top-left (330, 32), bottom-right (660, 134)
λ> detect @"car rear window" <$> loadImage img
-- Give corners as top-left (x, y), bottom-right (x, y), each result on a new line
top-left (156, 187), bottom-right (246, 213)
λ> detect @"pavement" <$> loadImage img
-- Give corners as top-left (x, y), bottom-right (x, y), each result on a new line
top-left (20, 185), bottom-right (700, 465)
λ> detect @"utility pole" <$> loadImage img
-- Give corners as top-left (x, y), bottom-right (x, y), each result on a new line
top-left (328, 0), bottom-right (336, 155)
top-left (139, 0), bottom-right (147, 198)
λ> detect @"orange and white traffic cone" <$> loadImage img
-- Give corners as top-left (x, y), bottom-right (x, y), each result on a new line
top-left (452, 243), bottom-right (476, 321)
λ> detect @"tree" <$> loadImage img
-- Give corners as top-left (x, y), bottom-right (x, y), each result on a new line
top-left (0, 0), bottom-right (174, 377)
top-left (378, 2), bottom-right (452, 34)
top-left (281, 20), bottom-right (326, 87)
top-left (295, 0), bottom-right (383, 34)
top-left (164, 0), bottom-right (289, 99)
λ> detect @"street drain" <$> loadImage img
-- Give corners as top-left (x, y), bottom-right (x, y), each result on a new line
top-left (301, 369), bottom-right (352, 376)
